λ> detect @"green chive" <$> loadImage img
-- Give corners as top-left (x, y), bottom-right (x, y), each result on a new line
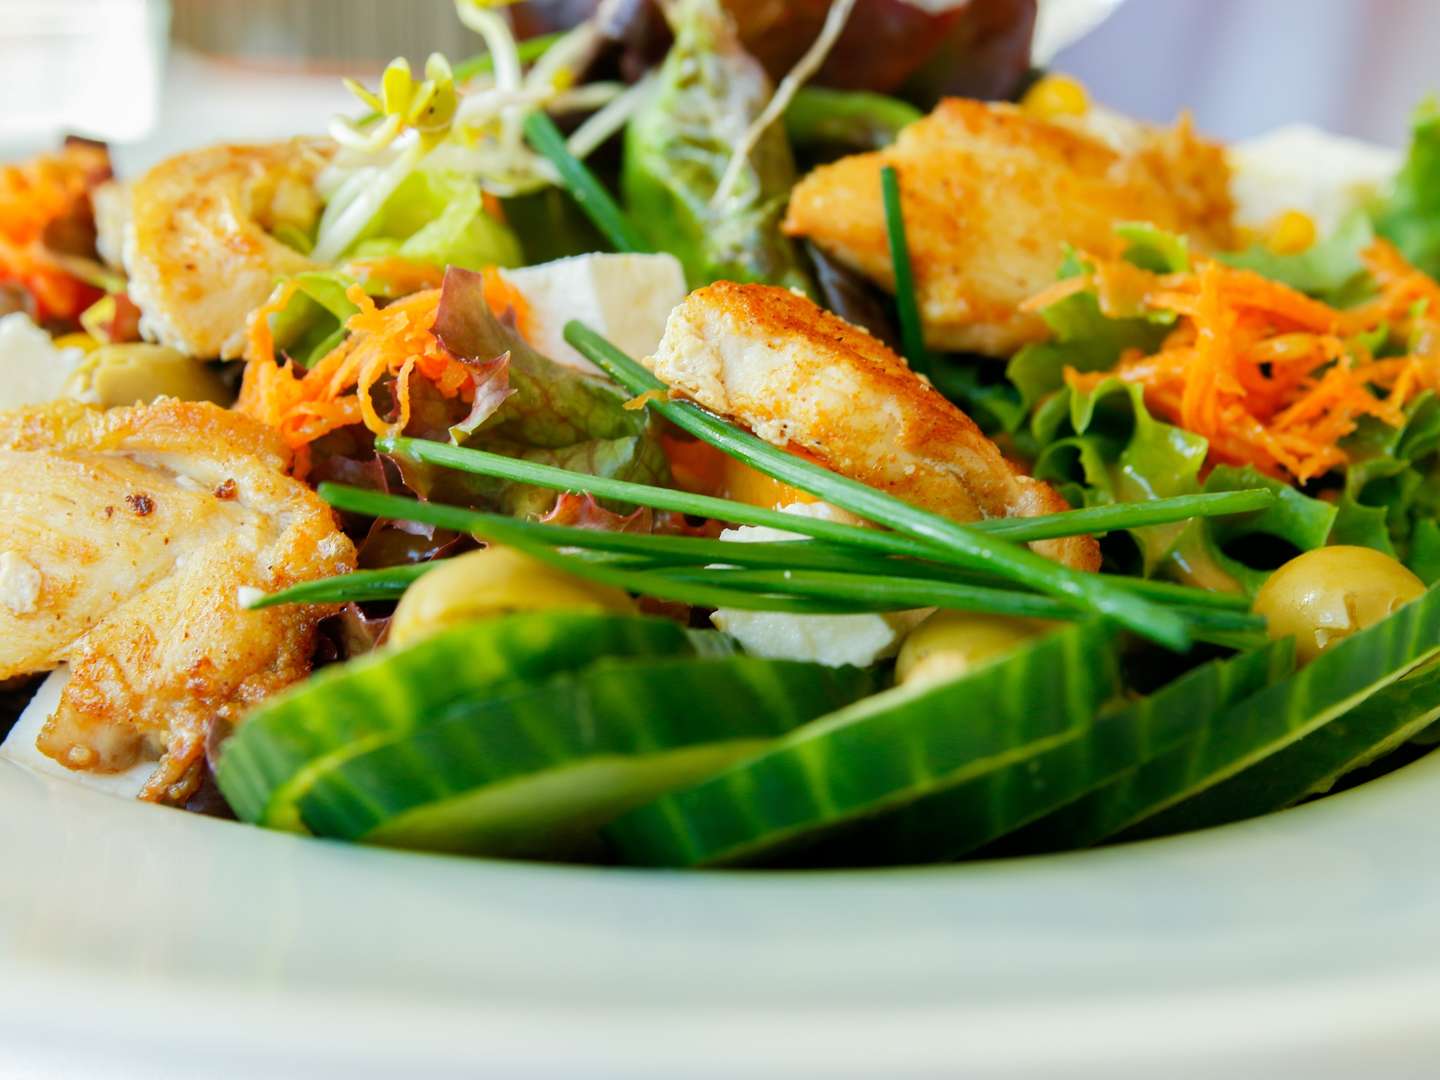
top-left (881, 164), bottom-right (932, 378)
top-left (313, 484), bottom-right (1250, 613)
top-left (561, 325), bottom-right (1192, 650)
top-left (377, 435), bottom-right (1271, 556)
top-left (976, 490), bottom-right (1273, 542)
top-left (658, 568), bottom-right (1264, 635)
top-left (523, 111), bottom-right (649, 254)
top-left (247, 563), bottom-right (436, 610)
top-left (376, 438), bottom-right (958, 561)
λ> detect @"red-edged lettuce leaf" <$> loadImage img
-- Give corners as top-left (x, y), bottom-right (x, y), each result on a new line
top-left (434, 266), bottom-right (650, 447)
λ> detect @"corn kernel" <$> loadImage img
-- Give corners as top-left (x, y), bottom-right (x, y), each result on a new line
top-left (1265, 210), bottom-right (1317, 255)
top-left (52, 332), bottom-right (100, 353)
top-left (1021, 74), bottom-right (1089, 120)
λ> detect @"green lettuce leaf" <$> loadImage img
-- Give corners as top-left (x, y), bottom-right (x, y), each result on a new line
top-left (929, 359), bottom-right (1027, 434)
top-left (1032, 378), bottom-right (1336, 592)
top-left (1372, 98), bottom-right (1440, 279)
top-left (350, 170), bottom-right (521, 271)
top-left (1219, 210), bottom-right (1375, 302)
top-left (267, 270), bottom-right (364, 368)
top-left (1115, 221), bottom-right (1191, 273)
top-left (1005, 250), bottom-right (1172, 421)
top-left (1330, 393), bottom-right (1440, 575)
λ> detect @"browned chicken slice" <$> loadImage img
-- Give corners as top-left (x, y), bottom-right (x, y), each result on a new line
top-left (0, 399), bottom-right (355, 802)
top-left (98, 140), bottom-right (330, 360)
top-left (783, 99), bottom-right (1234, 356)
top-left (647, 281), bottom-right (1100, 570)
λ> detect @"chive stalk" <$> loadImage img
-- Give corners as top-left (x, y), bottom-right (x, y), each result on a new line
top-left (561, 325), bottom-right (1192, 650)
top-left (253, 485), bottom-right (1255, 637)
top-left (522, 111), bottom-right (649, 254)
top-left (881, 164), bottom-right (932, 378)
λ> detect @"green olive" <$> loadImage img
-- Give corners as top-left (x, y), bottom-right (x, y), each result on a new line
top-left (66, 344), bottom-right (231, 407)
top-left (389, 545), bottom-right (636, 648)
top-left (1254, 545), bottom-right (1426, 666)
top-left (895, 610), bottom-right (1053, 687)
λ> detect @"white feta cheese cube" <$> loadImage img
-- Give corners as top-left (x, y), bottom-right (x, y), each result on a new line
top-left (1229, 125), bottom-right (1400, 234)
top-left (709, 503), bottom-right (930, 668)
top-left (503, 253), bottom-right (687, 374)
top-left (0, 312), bottom-right (87, 411)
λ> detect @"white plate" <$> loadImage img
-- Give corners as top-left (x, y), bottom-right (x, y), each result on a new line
top-left (3, 748), bottom-right (1439, 1079)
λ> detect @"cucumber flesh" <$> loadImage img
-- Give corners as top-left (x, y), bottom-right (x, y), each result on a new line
top-left (1123, 662), bottom-right (1440, 840)
top-left (367, 744), bottom-right (771, 859)
top-left (607, 621), bottom-right (1120, 868)
top-left (216, 612), bottom-right (695, 829)
top-left (796, 642), bottom-right (1292, 866)
top-left (295, 655), bottom-right (876, 859)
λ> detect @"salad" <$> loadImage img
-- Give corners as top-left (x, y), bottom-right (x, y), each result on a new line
top-left (3, 0), bottom-right (1440, 868)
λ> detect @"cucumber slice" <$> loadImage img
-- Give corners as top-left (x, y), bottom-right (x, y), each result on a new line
top-left (795, 642), bottom-right (1293, 866)
top-left (607, 621), bottom-right (1120, 868)
top-left (1018, 582), bottom-right (1440, 852)
top-left (216, 612), bottom-right (695, 829)
top-left (295, 656), bottom-right (876, 859)
top-left (1123, 662), bottom-right (1440, 839)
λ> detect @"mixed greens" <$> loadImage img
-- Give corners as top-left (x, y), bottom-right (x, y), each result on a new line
top-left (208, 10), bottom-right (1440, 867)
top-left (10, 0), bottom-right (1440, 871)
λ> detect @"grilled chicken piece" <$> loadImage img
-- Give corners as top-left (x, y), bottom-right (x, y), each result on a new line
top-left (0, 399), bottom-right (355, 802)
top-left (647, 281), bottom-right (1100, 570)
top-left (96, 140), bottom-right (329, 360)
top-left (783, 99), bottom-right (1234, 356)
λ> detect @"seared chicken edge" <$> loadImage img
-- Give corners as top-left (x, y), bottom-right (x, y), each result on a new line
top-left (645, 281), bottom-right (1101, 571)
top-left (0, 399), bottom-right (356, 803)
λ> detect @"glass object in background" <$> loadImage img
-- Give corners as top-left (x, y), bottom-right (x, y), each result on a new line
top-left (169, 0), bottom-right (468, 69)
top-left (0, 0), bottom-right (169, 155)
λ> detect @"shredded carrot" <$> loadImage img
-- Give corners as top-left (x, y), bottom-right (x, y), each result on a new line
top-left (1058, 241), bottom-right (1440, 483)
top-left (237, 267), bottom-right (534, 471)
top-left (0, 143), bottom-right (110, 321)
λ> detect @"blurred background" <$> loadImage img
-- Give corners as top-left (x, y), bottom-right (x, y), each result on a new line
top-left (0, 0), bottom-right (1436, 167)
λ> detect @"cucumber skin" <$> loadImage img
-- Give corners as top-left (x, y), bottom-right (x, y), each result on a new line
top-left (608, 621), bottom-right (1120, 868)
top-left (1031, 582), bottom-right (1440, 850)
top-left (216, 613), bottom-right (696, 828)
top-left (296, 656), bottom-right (877, 858)
top-left (803, 641), bottom-right (1293, 866)
top-left (1122, 661), bottom-right (1440, 839)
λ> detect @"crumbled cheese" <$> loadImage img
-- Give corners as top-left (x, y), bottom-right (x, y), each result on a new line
top-left (503, 253), bottom-right (687, 373)
top-left (235, 585), bottom-right (266, 609)
top-left (317, 534), bottom-right (348, 561)
top-left (1229, 125), bottom-right (1401, 233)
top-left (0, 551), bottom-right (42, 614)
top-left (0, 312), bottom-right (87, 411)
top-left (709, 502), bottom-right (930, 668)
top-left (0, 668), bottom-right (155, 799)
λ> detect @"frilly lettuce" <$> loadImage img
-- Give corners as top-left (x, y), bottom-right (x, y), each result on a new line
top-left (1373, 98), bottom-right (1440, 280)
top-left (1005, 244), bottom-right (1176, 422)
top-left (1331, 392), bottom-right (1440, 581)
top-left (1013, 226), bottom-right (1342, 593)
top-left (1032, 378), bottom-right (1336, 593)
